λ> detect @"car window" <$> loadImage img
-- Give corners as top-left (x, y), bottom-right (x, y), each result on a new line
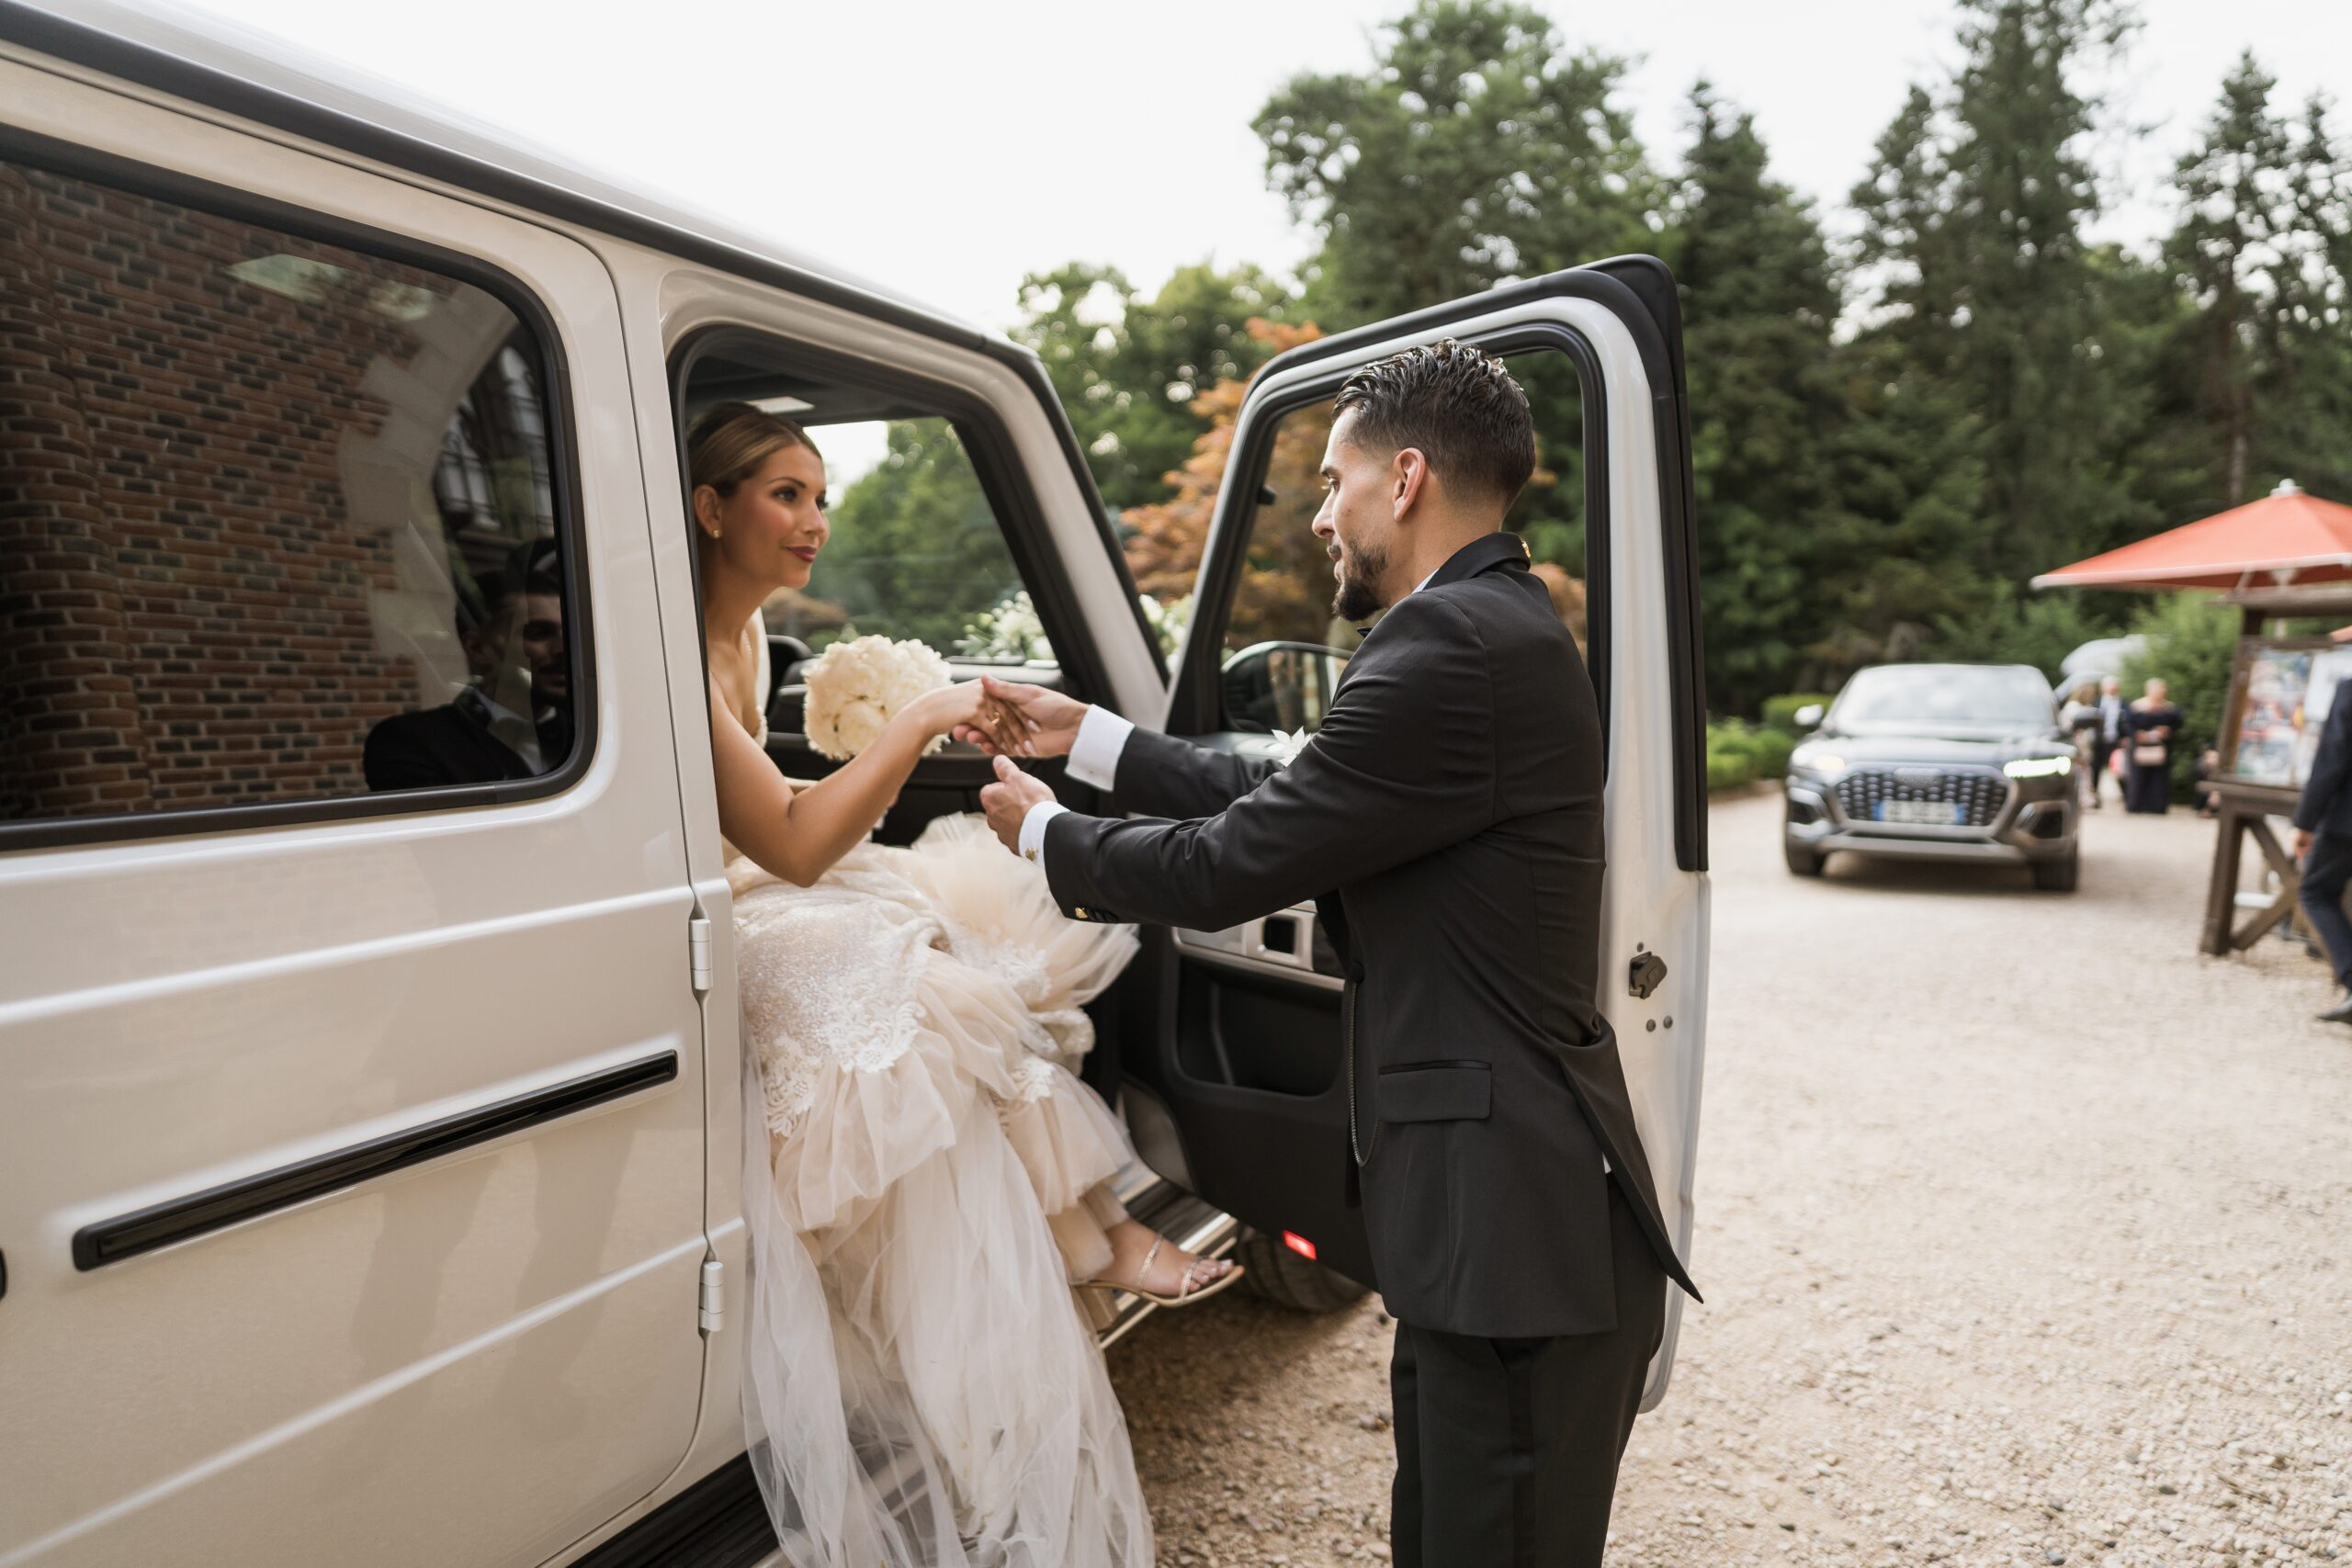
top-left (1195, 347), bottom-right (1584, 735)
top-left (1834, 667), bottom-right (2056, 729)
top-left (0, 154), bottom-right (580, 840)
top-left (778, 415), bottom-right (1052, 664)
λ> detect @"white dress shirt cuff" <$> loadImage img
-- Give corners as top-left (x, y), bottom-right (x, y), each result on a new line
top-left (1065, 705), bottom-right (1134, 792)
top-left (1018, 800), bottom-right (1069, 864)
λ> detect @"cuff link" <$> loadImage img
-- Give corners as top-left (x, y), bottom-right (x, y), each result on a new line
top-left (1073, 907), bottom-right (1091, 920)
top-left (1023, 846), bottom-right (1038, 863)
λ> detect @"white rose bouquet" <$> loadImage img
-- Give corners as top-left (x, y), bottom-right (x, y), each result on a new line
top-left (801, 635), bottom-right (956, 761)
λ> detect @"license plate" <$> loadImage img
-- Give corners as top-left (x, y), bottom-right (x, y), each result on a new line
top-left (1876, 799), bottom-right (1962, 825)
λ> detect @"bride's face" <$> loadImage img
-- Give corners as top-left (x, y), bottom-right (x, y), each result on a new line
top-left (704, 444), bottom-right (830, 592)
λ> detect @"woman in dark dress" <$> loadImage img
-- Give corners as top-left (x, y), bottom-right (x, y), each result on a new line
top-left (2123, 678), bottom-right (2185, 814)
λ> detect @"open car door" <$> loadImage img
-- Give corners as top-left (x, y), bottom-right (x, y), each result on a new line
top-left (1118, 259), bottom-right (1709, 1406)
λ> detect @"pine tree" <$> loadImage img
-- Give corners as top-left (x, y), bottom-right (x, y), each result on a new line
top-left (2262, 96), bottom-right (2352, 500)
top-left (1670, 84), bottom-right (1849, 713)
top-left (2164, 51), bottom-right (2292, 506)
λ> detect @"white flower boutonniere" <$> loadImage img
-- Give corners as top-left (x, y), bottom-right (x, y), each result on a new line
top-left (1266, 727), bottom-right (1311, 764)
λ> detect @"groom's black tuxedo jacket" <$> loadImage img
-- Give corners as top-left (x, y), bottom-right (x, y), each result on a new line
top-left (1043, 531), bottom-right (1699, 1337)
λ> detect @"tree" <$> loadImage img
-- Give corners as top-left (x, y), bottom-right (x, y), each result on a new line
top-left (1121, 320), bottom-right (1331, 644)
top-left (2164, 51), bottom-right (2293, 507)
top-left (813, 420), bottom-right (1020, 653)
top-left (1015, 261), bottom-right (1295, 512)
top-left (2259, 96), bottom-right (2352, 501)
top-left (1669, 84), bottom-right (1851, 713)
top-left (1253, 0), bottom-right (1660, 328)
top-left (1839, 1), bottom-right (2154, 665)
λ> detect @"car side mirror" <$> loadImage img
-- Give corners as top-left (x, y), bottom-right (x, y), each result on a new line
top-left (1792, 703), bottom-right (1825, 731)
top-left (1220, 641), bottom-right (1351, 736)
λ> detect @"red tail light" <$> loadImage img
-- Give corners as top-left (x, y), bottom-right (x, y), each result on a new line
top-left (1283, 1231), bottom-right (1317, 1260)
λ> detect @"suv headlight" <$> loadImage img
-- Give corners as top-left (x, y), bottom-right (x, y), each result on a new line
top-left (2003, 756), bottom-right (2072, 779)
top-left (1790, 750), bottom-right (1846, 778)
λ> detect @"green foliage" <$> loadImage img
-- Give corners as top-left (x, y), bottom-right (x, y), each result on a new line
top-left (2119, 592), bottom-right (2242, 792)
top-left (1705, 720), bottom-right (1796, 792)
top-left (1016, 261), bottom-right (1295, 511)
top-left (1670, 83), bottom-right (1849, 714)
top-left (970, 0), bottom-right (2352, 746)
top-left (1922, 583), bottom-right (2120, 682)
top-left (816, 421), bottom-right (1030, 656)
top-left (1255, 0), bottom-right (1660, 328)
top-left (1761, 693), bottom-right (1838, 735)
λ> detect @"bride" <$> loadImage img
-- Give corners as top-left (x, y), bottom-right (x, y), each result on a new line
top-left (690, 401), bottom-right (1237, 1567)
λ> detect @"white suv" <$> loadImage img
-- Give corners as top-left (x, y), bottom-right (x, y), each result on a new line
top-left (0, 5), bottom-right (1713, 1562)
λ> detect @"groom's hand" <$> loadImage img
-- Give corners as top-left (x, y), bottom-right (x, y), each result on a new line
top-left (952, 676), bottom-right (1089, 758)
top-left (980, 754), bottom-right (1054, 852)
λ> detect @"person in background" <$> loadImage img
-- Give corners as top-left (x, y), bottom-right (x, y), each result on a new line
top-left (2090, 674), bottom-right (2129, 808)
top-left (2058, 682), bottom-right (2099, 810)
top-left (2121, 677), bottom-right (2184, 815)
top-left (2294, 682), bottom-right (2352, 1026)
top-left (364, 539), bottom-right (570, 791)
top-left (2192, 745), bottom-right (2222, 818)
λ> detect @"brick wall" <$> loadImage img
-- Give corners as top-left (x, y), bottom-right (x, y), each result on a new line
top-left (0, 161), bottom-right (521, 825)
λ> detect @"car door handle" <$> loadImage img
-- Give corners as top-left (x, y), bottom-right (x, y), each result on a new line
top-left (1174, 906), bottom-right (1342, 990)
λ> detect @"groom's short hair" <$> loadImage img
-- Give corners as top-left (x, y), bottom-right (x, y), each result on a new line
top-left (1331, 339), bottom-right (1536, 508)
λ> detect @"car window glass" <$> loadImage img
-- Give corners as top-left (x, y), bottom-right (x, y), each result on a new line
top-left (1202, 348), bottom-right (1584, 735)
top-left (0, 156), bottom-right (578, 837)
top-left (1835, 667), bottom-right (2055, 728)
top-left (763, 415), bottom-right (1052, 667)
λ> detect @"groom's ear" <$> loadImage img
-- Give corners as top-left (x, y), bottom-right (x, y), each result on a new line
top-left (1391, 446), bottom-right (1430, 519)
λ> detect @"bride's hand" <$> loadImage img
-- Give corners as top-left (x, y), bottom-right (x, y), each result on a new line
top-left (906, 680), bottom-right (1024, 754)
top-left (953, 676), bottom-right (1088, 759)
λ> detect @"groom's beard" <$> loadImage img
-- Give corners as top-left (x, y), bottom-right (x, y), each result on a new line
top-left (1331, 536), bottom-right (1391, 624)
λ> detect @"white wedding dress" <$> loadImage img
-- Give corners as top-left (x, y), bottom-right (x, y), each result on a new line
top-left (726, 669), bottom-right (1154, 1566)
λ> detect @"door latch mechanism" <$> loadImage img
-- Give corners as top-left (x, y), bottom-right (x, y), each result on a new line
top-left (1628, 950), bottom-right (1668, 1000)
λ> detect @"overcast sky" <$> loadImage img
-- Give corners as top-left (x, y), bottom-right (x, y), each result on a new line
top-left (183, 0), bottom-right (2352, 332)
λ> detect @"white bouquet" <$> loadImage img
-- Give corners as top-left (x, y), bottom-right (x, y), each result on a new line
top-left (801, 635), bottom-right (954, 761)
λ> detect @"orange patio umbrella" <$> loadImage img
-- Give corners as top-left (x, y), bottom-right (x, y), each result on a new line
top-left (2030, 479), bottom-right (2352, 593)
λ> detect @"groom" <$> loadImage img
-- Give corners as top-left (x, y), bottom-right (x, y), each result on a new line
top-left (969, 340), bottom-right (1698, 1566)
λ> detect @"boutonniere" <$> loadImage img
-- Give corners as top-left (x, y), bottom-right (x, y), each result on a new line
top-left (1267, 727), bottom-right (1311, 764)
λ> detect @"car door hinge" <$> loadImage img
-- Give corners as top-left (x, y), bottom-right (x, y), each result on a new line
top-left (698, 1257), bottom-right (724, 1335)
top-left (688, 914), bottom-right (713, 998)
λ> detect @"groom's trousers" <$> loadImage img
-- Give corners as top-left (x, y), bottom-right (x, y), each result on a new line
top-left (1388, 1182), bottom-right (1667, 1568)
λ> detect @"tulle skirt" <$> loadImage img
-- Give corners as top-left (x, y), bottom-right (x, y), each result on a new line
top-left (729, 814), bottom-right (1153, 1566)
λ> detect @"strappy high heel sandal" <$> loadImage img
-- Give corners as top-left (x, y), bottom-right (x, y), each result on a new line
top-left (1079, 1235), bottom-right (1246, 1308)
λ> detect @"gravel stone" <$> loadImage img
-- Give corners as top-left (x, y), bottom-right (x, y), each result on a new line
top-left (1108, 795), bottom-right (2352, 1563)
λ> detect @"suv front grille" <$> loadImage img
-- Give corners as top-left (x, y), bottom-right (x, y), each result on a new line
top-left (1835, 768), bottom-right (2006, 829)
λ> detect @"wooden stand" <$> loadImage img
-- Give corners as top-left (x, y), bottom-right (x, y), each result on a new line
top-left (2199, 781), bottom-right (2306, 956)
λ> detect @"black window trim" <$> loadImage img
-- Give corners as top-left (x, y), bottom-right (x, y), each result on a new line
top-left (667, 325), bottom-right (1124, 717)
top-left (1170, 322), bottom-right (1614, 763)
top-left (0, 125), bottom-right (600, 852)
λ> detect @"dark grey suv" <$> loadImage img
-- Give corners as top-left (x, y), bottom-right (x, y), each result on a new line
top-left (1782, 663), bottom-right (2081, 891)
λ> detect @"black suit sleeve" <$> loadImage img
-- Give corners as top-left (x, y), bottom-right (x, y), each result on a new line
top-left (1110, 727), bottom-right (1283, 820)
top-left (1046, 593), bottom-right (1496, 929)
top-left (2296, 690), bottom-right (2352, 832)
top-left (363, 713), bottom-right (450, 793)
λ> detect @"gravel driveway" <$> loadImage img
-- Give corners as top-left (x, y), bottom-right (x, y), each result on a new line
top-left (1106, 789), bottom-right (2352, 1566)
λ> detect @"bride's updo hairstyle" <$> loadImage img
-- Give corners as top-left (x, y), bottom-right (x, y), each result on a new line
top-left (686, 400), bottom-right (819, 500)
